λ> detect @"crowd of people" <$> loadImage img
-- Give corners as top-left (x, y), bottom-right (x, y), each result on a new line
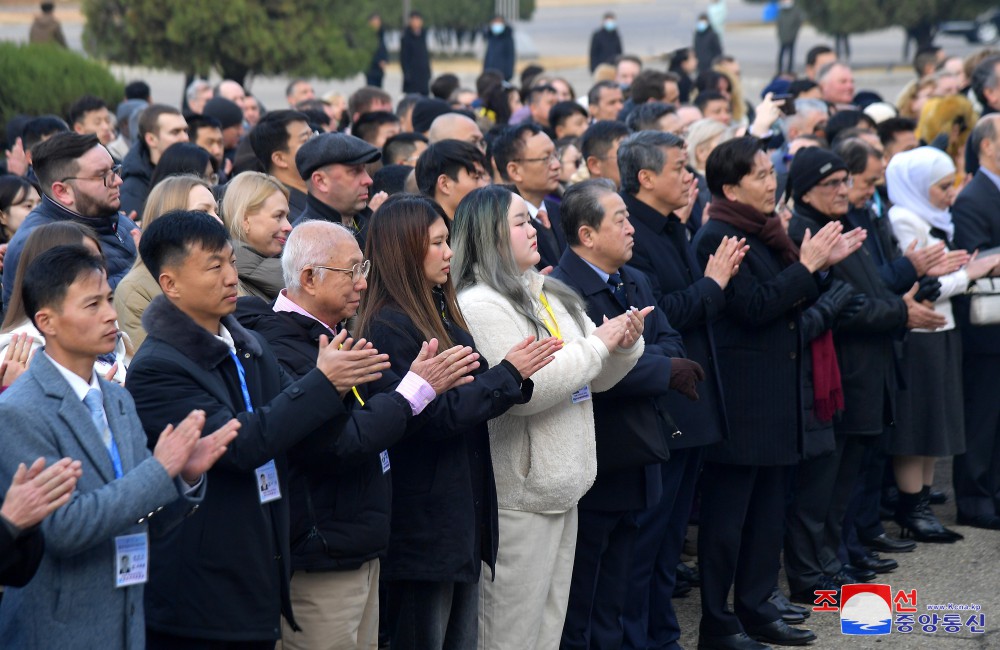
top-left (4, 4), bottom-right (1000, 650)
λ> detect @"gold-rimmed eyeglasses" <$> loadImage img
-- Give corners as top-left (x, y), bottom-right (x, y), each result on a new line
top-left (308, 259), bottom-right (371, 283)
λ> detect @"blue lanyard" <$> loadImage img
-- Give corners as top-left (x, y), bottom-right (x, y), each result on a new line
top-left (229, 349), bottom-right (254, 413)
top-left (107, 434), bottom-right (124, 479)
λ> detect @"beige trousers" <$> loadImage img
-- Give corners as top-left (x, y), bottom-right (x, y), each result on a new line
top-left (478, 507), bottom-right (579, 650)
top-left (279, 559), bottom-right (380, 650)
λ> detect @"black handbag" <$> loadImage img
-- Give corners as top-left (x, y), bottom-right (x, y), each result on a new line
top-left (593, 396), bottom-right (673, 473)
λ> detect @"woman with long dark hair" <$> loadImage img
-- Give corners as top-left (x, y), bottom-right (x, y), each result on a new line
top-left (357, 193), bottom-right (560, 650)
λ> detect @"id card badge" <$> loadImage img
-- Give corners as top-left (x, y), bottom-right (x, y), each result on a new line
top-left (115, 532), bottom-right (149, 588)
top-left (255, 459), bottom-right (281, 503)
top-left (571, 385), bottom-right (592, 404)
top-left (380, 450), bottom-right (391, 474)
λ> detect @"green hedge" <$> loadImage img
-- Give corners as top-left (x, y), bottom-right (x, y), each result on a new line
top-left (0, 42), bottom-right (123, 135)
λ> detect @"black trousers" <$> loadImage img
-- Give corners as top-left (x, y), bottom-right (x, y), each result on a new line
top-left (561, 508), bottom-right (638, 650)
top-left (954, 354), bottom-right (1000, 517)
top-left (784, 435), bottom-right (868, 594)
top-left (698, 462), bottom-right (787, 636)
top-left (840, 443), bottom-right (888, 565)
top-left (146, 630), bottom-right (275, 650)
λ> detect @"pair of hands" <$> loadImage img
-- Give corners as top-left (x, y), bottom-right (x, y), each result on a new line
top-left (1, 457), bottom-right (82, 530)
top-left (799, 221), bottom-right (867, 273)
top-left (316, 328), bottom-right (483, 397)
top-left (153, 410), bottom-right (240, 485)
top-left (704, 236), bottom-right (749, 290)
top-left (592, 306), bottom-right (656, 353)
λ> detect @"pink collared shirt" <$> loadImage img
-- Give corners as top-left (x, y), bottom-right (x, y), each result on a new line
top-left (272, 290), bottom-right (435, 414)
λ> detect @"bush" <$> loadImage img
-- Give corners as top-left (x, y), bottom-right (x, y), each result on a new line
top-left (0, 42), bottom-right (123, 135)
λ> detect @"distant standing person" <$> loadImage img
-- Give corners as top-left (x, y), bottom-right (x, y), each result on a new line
top-left (776, 0), bottom-right (804, 74)
top-left (29, 2), bottom-right (66, 48)
top-left (484, 15), bottom-right (516, 81)
top-left (401, 11), bottom-right (432, 96)
top-left (367, 13), bottom-right (388, 88)
top-left (693, 13), bottom-right (722, 75)
top-left (589, 12), bottom-right (623, 73)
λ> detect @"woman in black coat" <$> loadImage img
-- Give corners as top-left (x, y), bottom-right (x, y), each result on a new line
top-left (357, 195), bottom-right (559, 650)
top-left (691, 138), bottom-right (859, 647)
top-left (483, 16), bottom-right (515, 81)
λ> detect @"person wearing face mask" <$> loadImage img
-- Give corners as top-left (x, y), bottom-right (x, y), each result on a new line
top-left (484, 15), bottom-right (515, 82)
top-left (589, 12), bottom-right (623, 73)
top-left (693, 13), bottom-right (722, 75)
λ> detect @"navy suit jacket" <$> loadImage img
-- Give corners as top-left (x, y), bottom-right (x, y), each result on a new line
top-left (551, 248), bottom-right (685, 511)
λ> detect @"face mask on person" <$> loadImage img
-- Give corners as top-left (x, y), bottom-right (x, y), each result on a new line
top-left (491, 22), bottom-right (505, 35)
top-left (604, 20), bottom-right (616, 31)
top-left (696, 20), bottom-right (709, 32)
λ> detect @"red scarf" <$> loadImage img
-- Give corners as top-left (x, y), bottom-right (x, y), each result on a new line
top-left (708, 198), bottom-right (843, 423)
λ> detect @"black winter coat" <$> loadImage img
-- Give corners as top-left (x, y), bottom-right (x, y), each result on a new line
top-left (401, 27), bottom-right (431, 95)
top-left (846, 203), bottom-right (917, 295)
top-left (484, 26), bottom-right (515, 81)
top-left (127, 296), bottom-right (344, 641)
top-left (789, 205), bottom-right (907, 436)
top-left (693, 217), bottom-right (821, 465)
top-left (366, 304), bottom-right (531, 583)
top-left (367, 27), bottom-right (388, 87)
top-left (119, 143), bottom-right (154, 218)
top-left (235, 298), bottom-right (414, 573)
top-left (589, 28), bottom-right (622, 72)
top-left (551, 249), bottom-right (686, 512)
top-left (292, 193), bottom-right (372, 252)
top-left (623, 193), bottom-right (728, 449)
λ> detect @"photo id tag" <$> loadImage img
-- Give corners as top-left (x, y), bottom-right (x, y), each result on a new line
top-left (571, 385), bottom-right (592, 404)
top-left (255, 459), bottom-right (281, 504)
top-left (380, 450), bottom-right (391, 474)
top-left (115, 532), bottom-right (148, 588)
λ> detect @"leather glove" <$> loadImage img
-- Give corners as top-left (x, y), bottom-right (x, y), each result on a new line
top-left (801, 279), bottom-right (854, 340)
top-left (669, 357), bottom-right (705, 401)
top-left (838, 293), bottom-right (868, 322)
top-left (913, 276), bottom-right (942, 303)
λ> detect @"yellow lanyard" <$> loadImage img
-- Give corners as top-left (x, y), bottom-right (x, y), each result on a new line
top-left (337, 339), bottom-right (367, 406)
top-left (538, 291), bottom-right (562, 339)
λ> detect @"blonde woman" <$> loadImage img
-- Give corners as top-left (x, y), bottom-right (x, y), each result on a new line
top-left (113, 175), bottom-right (219, 348)
top-left (220, 172), bottom-right (291, 301)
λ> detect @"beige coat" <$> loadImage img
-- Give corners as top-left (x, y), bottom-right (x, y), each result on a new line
top-left (113, 263), bottom-right (161, 350)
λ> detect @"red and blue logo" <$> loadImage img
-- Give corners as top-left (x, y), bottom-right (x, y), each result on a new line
top-left (840, 584), bottom-right (893, 635)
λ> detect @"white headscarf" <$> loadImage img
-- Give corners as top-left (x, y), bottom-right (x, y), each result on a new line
top-left (886, 146), bottom-right (956, 239)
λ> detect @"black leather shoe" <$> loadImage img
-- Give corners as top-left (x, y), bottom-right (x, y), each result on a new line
top-left (929, 488), bottom-right (947, 504)
top-left (861, 532), bottom-right (916, 553)
top-left (697, 632), bottom-right (771, 650)
top-left (744, 620), bottom-right (816, 646)
top-left (678, 561), bottom-right (701, 586)
top-left (789, 578), bottom-right (839, 607)
top-left (769, 589), bottom-right (810, 622)
top-left (956, 512), bottom-right (1000, 530)
top-left (852, 552), bottom-right (898, 574)
top-left (839, 565), bottom-right (876, 583)
top-left (673, 579), bottom-right (692, 598)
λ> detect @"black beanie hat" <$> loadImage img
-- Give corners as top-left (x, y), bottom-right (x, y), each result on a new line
top-left (202, 97), bottom-right (244, 129)
top-left (788, 147), bottom-right (849, 202)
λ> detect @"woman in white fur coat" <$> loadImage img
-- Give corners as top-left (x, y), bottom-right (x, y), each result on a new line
top-left (451, 186), bottom-right (649, 650)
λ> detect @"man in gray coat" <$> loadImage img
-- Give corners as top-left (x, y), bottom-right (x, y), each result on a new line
top-left (0, 245), bottom-right (238, 649)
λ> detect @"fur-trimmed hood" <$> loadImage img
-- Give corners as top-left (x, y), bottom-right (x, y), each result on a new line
top-left (141, 294), bottom-right (262, 370)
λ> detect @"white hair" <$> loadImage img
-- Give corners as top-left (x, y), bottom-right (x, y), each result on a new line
top-left (185, 79), bottom-right (212, 103)
top-left (282, 220), bottom-right (355, 290)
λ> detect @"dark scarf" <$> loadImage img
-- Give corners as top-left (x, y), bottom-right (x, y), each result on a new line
top-left (707, 197), bottom-right (800, 266)
top-left (784, 202), bottom-right (845, 422)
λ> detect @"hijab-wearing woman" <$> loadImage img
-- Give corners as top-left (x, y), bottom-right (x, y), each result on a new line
top-left (887, 146), bottom-right (999, 541)
top-left (221, 171), bottom-right (291, 301)
top-left (0, 221), bottom-right (127, 382)
top-left (114, 175), bottom-right (219, 348)
top-left (356, 193), bottom-right (560, 650)
top-left (451, 185), bottom-right (646, 650)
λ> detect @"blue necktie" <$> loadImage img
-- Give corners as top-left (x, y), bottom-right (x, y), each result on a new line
top-left (83, 388), bottom-right (111, 447)
top-left (607, 272), bottom-right (627, 310)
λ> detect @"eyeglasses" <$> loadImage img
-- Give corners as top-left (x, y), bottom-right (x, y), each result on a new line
top-left (308, 259), bottom-right (371, 283)
top-left (60, 163), bottom-right (122, 188)
top-left (815, 176), bottom-right (853, 190)
top-left (514, 152), bottom-right (559, 165)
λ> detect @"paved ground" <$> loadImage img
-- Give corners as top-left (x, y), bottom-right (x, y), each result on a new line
top-left (3, 2), bottom-right (999, 647)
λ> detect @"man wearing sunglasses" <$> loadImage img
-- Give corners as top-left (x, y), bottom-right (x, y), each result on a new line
top-left (1, 132), bottom-right (136, 310)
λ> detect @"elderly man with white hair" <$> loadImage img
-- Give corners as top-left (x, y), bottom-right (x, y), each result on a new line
top-left (185, 79), bottom-right (213, 115)
top-left (235, 219), bottom-right (480, 650)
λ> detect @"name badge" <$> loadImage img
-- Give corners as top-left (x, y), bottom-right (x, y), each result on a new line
top-left (256, 459), bottom-right (281, 504)
top-left (115, 532), bottom-right (148, 588)
top-left (571, 385), bottom-right (592, 404)
top-left (380, 450), bottom-right (391, 474)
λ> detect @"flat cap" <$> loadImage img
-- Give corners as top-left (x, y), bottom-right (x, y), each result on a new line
top-left (296, 132), bottom-right (381, 179)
